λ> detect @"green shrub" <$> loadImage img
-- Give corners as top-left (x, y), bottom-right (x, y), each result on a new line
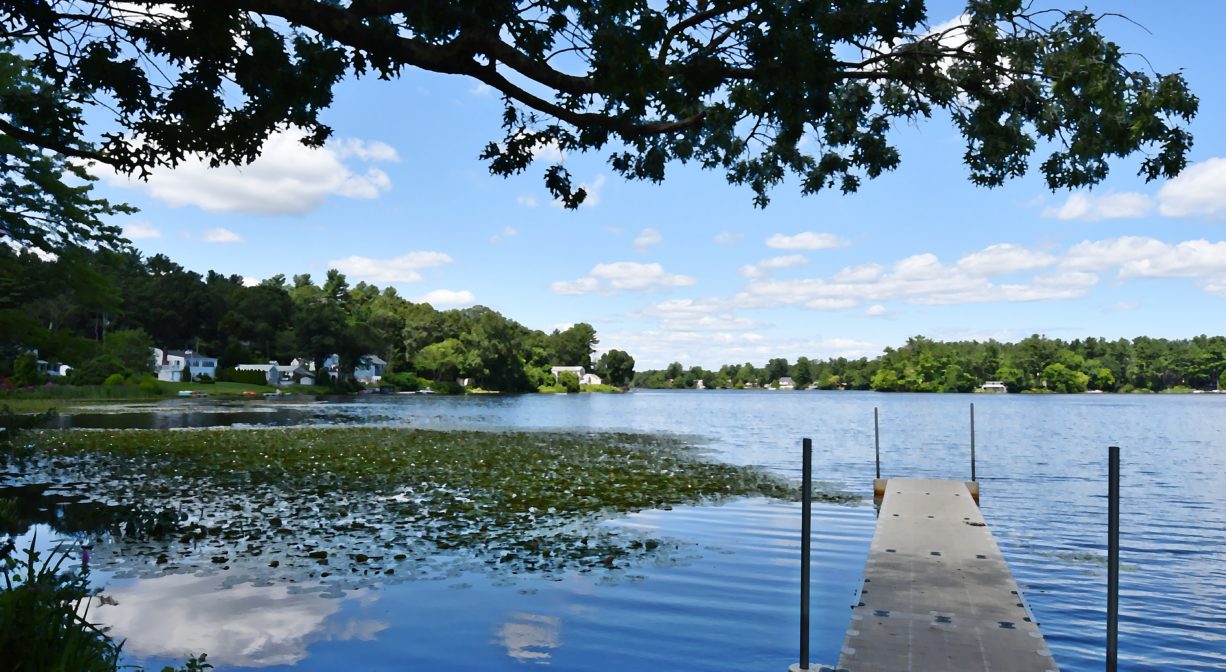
top-left (383, 371), bottom-right (422, 392)
top-left (70, 356), bottom-right (126, 386)
top-left (558, 371), bottom-right (580, 393)
top-left (11, 353), bottom-right (41, 388)
top-left (427, 380), bottom-right (463, 395)
top-left (0, 533), bottom-right (210, 672)
top-left (102, 373), bottom-right (126, 387)
top-left (194, 374), bottom-right (214, 384)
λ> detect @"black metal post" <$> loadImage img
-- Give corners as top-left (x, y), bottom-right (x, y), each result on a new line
top-left (800, 437), bottom-right (812, 670)
top-left (874, 407), bottom-right (881, 480)
top-left (970, 402), bottom-right (977, 482)
top-left (1108, 445), bottom-right (1120, 672)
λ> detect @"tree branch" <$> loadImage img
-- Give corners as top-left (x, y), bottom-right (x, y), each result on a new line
top-left (0, 118), bottom-right (115, 166)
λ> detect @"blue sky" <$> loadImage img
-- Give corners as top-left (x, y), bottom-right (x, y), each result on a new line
top-left (96, 1), bottom-right (1226, 369)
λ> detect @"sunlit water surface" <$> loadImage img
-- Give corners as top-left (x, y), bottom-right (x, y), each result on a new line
top-left (15, 391), bottom-right (1226, 671)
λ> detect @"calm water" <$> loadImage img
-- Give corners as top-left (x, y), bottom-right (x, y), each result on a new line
top-left (13, 391), bottom-right (1226, 670)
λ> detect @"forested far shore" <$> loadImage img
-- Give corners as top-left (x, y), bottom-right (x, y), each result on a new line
top-left (633, 335), bottom-right (1226, 394)
top-left (0, 246), bottom-right (634, 394)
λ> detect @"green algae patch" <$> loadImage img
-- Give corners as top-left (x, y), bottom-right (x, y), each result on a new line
top-left (2, 428), bottom-right (793, 586)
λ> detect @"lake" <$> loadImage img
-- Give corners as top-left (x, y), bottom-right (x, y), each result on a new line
top-left (7, 391), bottom-right (1225, 671)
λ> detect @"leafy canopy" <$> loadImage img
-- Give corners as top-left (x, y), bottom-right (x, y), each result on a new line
top-left (0, 0), bottom-right (1198, 213)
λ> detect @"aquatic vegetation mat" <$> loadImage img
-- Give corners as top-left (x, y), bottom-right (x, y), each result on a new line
top-left (1, 428), bottom-right (795, 587)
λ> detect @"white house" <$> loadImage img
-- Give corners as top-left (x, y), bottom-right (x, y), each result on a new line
top-left (551, 366), bottom-right (585, 381)
top-left (777, 376), bottom-right (796, 390)
top-left (235, 361), bottom-right (318, 386)
top-left (354, 354), bottom-right (387, 383)
top-left (980, 381), bottom-right (1008, 393)
top-left (151, 348), bottom-right (218, 382)
top-left (580, 372), bottom-right (602, 386)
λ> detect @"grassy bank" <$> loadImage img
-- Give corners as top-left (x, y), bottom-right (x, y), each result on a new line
top-left (3, 428), bottom-right (796, 583)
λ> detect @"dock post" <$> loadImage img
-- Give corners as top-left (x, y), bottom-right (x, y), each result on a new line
top-left (970, 402), bottom-right (976, 482)
top-left (797, 438), bottom-right (812, 671)
top-left (874, 407), bottom-right (880, 480)
top-left (1108, 445), bottom-right (1120, 672)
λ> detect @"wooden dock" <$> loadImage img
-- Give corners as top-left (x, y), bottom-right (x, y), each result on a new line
top-left (835, 479), bottom-right (1059, 672)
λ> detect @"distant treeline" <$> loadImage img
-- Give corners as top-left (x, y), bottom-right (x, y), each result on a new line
top-left (633, 335), bottom-right (1226, 393)
top-left (0, 246), bottom-right (634, 392)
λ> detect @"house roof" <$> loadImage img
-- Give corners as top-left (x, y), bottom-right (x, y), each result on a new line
top-left (164, 350), bottom-right (213, 359)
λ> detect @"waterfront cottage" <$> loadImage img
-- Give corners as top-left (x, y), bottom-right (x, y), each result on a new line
top-left (354, 355), bottom-right (387, 383)
top-left (550, 366), bottom-right (586, 381)
top-left (151, 348), bottom-right (218, 382)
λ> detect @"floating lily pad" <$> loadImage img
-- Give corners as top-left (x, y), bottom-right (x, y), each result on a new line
top-left (2, 427), bottom-right (798, 587)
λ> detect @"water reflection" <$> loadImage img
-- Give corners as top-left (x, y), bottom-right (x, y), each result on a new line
top-left (494, 612), bottom-right (562, 663)
top-left (40, 399), bottom-right (380, 430)
top-left (9, 392), bottom-right (1226, 671)
top-left (93, 573), bottom-right (386, 667)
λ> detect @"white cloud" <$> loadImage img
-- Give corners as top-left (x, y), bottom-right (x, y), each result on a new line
top-left (864, 304), bottom-right (888, 317)
top-left (892, 253), bottom-right (944, 280)
top-left (105, 129), bottom-right (397, 215)
top-left (241, 276), bottom-right (260, 287)
top-left (765, 232), bottom-right (848, 250)
top-left (1041, 191), bottom-right (1154, 221)
top-left (714, 231), bottom-right (744, 246)
top-left (329, 138), bottom-right (400, 163)
top-left (833, 263), bottom-right (883, 283)
top-left (417, 289), bottom-right (475, 307)
top-left (734, 242), bottom-right (1103, 311)
top-left (551, 174), bottom-right (606, 209)
top-left (1116, 239), bottom-right (1226, 279)
top-left (739, 236), bottom-right (1226, 307)
top-left (551, 262), bottom-right (696, 295)
top-left (640, 298), bottom-right (760, 331)
top-left (1107, 301), bottom-right (1138, 312)
top-left (516, 195), bottom-right (538, 208)
top-left (532, 142), bottom-right (566, 163)
top-left (203, 227), bottom-right (243, 244)
top-left (927, 13), bottom-right (972, 39)
top-left (956, 244), bottom-right (1056, 276)
top-left (1038, 157), bottom-right (1226, 221)
top-left (123, 221), bottom-right (161, 240)
top-left (328, 251), bottom-right (453, 284)
top-left (633, 228), bottom-right (663, 252)
top-left (1157, 157), bottom-right (1226, 217)
top-left (1204, 278), bottom-right (1226, 296)
top-left (601, 328), bottom-right (878, 370)
top-left (583, 174), bottom-right (606, 207)
top-left (740, 254), bottom-right (809, 278)
top-left (1061, 236), bottom-right (1172, 272)
top-left (490, 226), bottom-right (520, 244)
top-left (1058, 236), bottom-right (1226, 294)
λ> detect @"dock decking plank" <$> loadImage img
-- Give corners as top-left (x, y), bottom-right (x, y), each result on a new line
top-left (836, 479), bottom-right (1059, 672)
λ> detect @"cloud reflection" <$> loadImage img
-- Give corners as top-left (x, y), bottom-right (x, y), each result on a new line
top-left (92, 573), bottom-right (386, 667)
top-left (494, 612), bottom-right (562, 663)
